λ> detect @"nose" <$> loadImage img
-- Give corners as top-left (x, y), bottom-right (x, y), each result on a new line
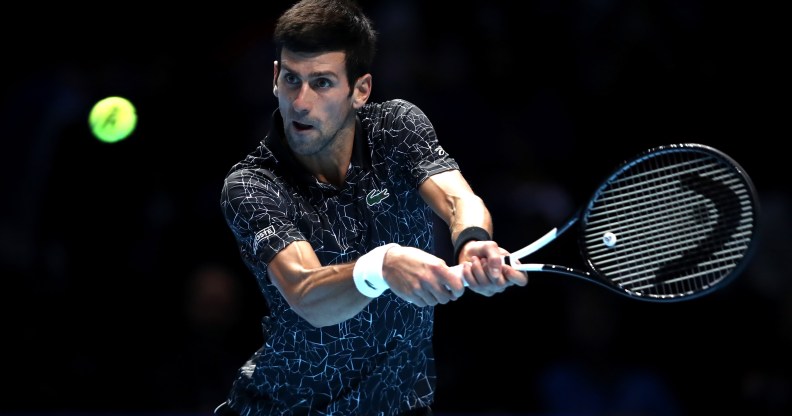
top-left (291, 84), bottom-right (313, 114)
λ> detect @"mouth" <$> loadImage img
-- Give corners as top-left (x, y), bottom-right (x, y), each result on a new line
top-left (292, 121), bottom-right (313, 132)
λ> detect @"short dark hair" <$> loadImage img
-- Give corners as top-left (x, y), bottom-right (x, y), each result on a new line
top-left (274, 0), bottom-right (378, 88)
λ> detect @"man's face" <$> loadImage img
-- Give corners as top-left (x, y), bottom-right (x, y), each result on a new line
top-left (275, 49), bottom-right (357, 157)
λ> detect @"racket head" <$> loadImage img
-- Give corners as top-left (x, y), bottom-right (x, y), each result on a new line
top-left (579, 143), bottom-right (759, 302)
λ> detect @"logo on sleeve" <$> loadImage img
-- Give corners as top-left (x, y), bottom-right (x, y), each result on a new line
top-left (253, 225), bottom-right (276, 253)
top-left (366, 188), bottom-right (390, 206)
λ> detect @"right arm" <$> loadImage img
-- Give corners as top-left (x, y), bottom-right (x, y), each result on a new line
top-left (221, 170), bottom-right (373, 328)
top-left (267, 240), bottom-right (461, 327)
top-left (222, 167), bottom-right (459, 329)
top-left (266, 240), bottom-right (369, 327)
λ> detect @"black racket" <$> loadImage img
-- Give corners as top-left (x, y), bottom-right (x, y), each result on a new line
top-left (452, 143), bottom-right (759, 302)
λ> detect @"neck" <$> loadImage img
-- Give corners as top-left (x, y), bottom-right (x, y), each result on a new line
top-left (296, 122), bottom-right (355, 187)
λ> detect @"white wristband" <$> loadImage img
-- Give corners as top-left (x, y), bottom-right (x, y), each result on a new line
top-left (353, 243), bottom-right (400, 298)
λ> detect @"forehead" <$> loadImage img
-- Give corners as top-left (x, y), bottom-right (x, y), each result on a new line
top-left (280, 49), bottom-right (347, 78)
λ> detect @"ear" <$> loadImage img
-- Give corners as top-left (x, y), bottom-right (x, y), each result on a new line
top-left (351, 74), bottom-right (372, 109)
top-left (272, 60), bottom-right (279, 97)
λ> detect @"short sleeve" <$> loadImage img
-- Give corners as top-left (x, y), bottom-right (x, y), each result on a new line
top-left (376, 100), bottom-right (460, 188)
top-left (220, 167), bottom-right (305, 269)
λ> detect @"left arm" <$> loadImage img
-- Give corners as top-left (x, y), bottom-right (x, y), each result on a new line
top-left (420, 170), bottom-right (492, 244)
top-left (418, 170), bottom-right (528, 295)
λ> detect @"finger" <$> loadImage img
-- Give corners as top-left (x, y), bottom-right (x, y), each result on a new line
top-left (506, 261), bottom-right (529, 286)
top-left (428, 281), bottom-right (458, 304)
top-left (404, 290), bottom-right (432, 307)
top-left (468, 256), bottom-right (489, 285)
top-left (486, 255), bottom-right (502, 281)
top-left (442, 268), bottom-right (466, 297)
top-left (503, 266), bottom-right (528, 287)
top-left (411, 294), bottom-right (432, 307)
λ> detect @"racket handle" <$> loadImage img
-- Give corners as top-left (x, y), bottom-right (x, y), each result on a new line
top-left (449, 256), bottom-right (510, 287)
top-left (448, 263), bottom-right (469, 287)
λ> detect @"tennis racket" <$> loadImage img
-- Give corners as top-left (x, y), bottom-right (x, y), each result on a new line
top-left (451, 143), bottom-right (759, 302)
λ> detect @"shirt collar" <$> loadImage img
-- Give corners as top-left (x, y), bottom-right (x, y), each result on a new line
top-left (264, 109), bottom-right (372, 185)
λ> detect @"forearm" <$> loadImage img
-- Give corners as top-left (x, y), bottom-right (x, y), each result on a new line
top-left (268, 243), bottom-right (375, 328)
top-left (286, 263), bottom-right (373, 327)
top-left (420, 172), bottom-right (492, 234)
top-left (418, 171), bottom-right (494, 262)
top-left (419, 171), bottom-right (527, 293)
top-left (447, 193), bottom-right (492, 242)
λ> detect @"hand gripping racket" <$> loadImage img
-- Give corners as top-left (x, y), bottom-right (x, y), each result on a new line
top-left (452, 143), bottom-right (759, 302)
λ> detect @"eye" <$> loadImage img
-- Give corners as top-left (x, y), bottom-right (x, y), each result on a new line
top-left (314, 78), bottom-right (332, 89)
top-left (284, 73), bottom-right (300, 85)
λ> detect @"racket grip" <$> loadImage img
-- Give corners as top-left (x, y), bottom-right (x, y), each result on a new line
top-left (448, 264), bottom-right (469, 287)
top-left (449, 256), bottom-right (510, 288)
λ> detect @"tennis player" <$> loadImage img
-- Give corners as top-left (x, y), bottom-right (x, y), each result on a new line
top-left (215, 1), bottom-right (528, 414)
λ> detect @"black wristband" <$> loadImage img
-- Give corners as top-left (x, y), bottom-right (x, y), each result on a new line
top-left (452, 226), bottom-right (492, 265)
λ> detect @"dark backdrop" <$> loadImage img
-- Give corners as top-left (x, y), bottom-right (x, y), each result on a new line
top-left (2, 1), bottom-right (788, 415)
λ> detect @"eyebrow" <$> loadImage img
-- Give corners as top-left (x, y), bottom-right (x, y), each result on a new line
top-left (280, 63), bottom-right (339, 80)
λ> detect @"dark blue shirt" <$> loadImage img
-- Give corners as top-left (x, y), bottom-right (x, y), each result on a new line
top-left (220, 99), bottom-right (459, 415)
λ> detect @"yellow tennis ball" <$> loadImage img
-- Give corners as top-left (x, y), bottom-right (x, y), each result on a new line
top-left (89, 96), bottom-right (137, 143)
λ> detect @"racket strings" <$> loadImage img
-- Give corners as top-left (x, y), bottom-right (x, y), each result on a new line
top-left (581, 149), bottom-right (755, 299)
top-left (587, 201), bottom-right (749, 263)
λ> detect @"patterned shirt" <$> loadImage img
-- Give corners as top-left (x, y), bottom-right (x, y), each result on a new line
top-left (220, 99), bottom-right (459, 415)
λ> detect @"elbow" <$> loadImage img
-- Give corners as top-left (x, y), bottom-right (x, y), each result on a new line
top-left (289, 301), bottom-right (327, 327)
top-left (300, 312), bottom-right (336, 328)
top-left (290, 301), bottom-right (347, 328)
top-left (278, 267), bottom-right (363, 328)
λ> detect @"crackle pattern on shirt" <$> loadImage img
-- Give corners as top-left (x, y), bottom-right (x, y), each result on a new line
top-left (220, 99), bottom-right (459, 415)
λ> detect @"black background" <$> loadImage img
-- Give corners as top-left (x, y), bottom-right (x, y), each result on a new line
top-left (2, 1), bottom-right (789, 415)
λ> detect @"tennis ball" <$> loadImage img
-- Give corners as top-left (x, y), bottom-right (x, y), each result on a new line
top-left (89, 96), bottom-right (137, 143)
